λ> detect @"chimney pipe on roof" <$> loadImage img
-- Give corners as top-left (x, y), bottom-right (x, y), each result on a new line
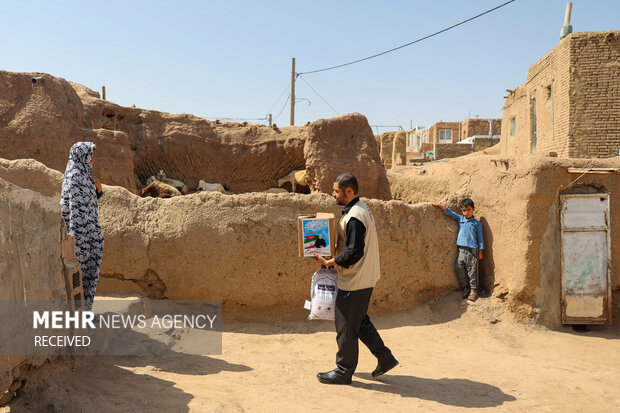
top-left (560, 2), bottom-right (573, 40)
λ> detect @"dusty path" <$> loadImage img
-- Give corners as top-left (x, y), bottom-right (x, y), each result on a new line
top-left (9, 294), bottom-right (620, 412)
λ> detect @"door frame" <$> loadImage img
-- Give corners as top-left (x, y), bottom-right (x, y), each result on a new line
top-left (560, 193), bottom-right (612, 325)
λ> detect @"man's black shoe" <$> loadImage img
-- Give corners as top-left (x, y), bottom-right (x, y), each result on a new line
top-left (317, 369), bottom-right (352, 385)
top-left (371, 357), bottom-right (399, 378)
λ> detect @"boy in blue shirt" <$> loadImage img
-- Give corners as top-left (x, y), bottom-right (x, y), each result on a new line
top-left (431, 198), bottom-right (484, 301)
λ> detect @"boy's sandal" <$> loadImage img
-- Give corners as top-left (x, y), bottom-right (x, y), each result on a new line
top-left (467, 291), bottom-right (478, 301)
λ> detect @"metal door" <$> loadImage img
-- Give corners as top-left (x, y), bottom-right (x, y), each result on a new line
top-left (560, 194), bottom-right (612, 324)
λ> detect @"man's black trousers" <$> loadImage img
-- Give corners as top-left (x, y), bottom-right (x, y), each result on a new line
top-left (335, 287), bottom-right (393, 376)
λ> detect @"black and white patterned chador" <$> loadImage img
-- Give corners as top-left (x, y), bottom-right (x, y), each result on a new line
top-left (60, 142), bottom-right (104, 311)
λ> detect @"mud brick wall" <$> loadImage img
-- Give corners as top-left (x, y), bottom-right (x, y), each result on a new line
top-left (569, 31), bottom-right (620, 158)
top-left (460, 118), bottom-right (502, 140)
top-left (473, 137), bottom-right (501, 152)
top-left (500, 31), bottom-right (620, 158)
top-left (0, 178), bottom-right (69, 403)
top-left (419, 143), bottom-right (472, 160)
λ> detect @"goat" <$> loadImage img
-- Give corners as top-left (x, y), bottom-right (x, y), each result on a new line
top-left (197, 180), bottom-right (226, 193)
top-left (141, 181), bottom-right (181, 198)
top-left (277, 169), bottom-right (307, 193)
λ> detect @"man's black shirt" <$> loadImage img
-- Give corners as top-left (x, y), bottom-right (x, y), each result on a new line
top-left (334, 197), bottom-right (366, 269)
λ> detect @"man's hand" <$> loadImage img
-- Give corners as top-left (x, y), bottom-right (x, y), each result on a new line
top-left (313, 253), bottom-right (335, 267)
top-left (430, 202), bottom-right (446, 211)
top-left (478, 250), bottom-right (484, 260)
top-left (93, 176), bottom-right (102, 193)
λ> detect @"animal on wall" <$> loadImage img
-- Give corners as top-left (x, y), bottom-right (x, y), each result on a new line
top-left (197, 180), bottom-right (226, 193)
top-left (146, 170), bottom-right (188, 194)
top-left (277, 169), bottom-right (307, 193)
top-left (264, 187), bottom-right (288, 193)
top-left (141, 181), bottom-right (181, 198)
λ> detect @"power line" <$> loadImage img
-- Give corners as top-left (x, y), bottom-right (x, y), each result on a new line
top-left (273, 94), bottom-right (290, 121)
top-left (266, 80), bottom-right (291, 115)
top-left (298, 74), bottom-right (339, 116)
top-left (298, 0), bottom-right (516, 75)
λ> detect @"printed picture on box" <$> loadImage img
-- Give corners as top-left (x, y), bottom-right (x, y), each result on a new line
top-left (302, 218), bottom-right (330, 257)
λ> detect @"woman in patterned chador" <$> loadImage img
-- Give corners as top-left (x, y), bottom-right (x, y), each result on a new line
top-left (60, 142), bottom-right (105, 311)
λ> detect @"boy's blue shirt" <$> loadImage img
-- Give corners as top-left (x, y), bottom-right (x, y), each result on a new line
top-left (443, 208), bottom-right (484, 250)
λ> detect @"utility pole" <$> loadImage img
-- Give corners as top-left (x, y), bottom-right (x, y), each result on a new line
top-left (290, 58), bottom-right (295, 126)
top-left (268, 113), bottom-right (272, 127)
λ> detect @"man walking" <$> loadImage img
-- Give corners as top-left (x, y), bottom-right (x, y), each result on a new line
top-left (313, 172), bottom-right (398, 385)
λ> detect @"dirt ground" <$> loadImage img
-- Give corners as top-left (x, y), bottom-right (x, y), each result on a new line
top-left (8, 293), bottom-right (620, 413)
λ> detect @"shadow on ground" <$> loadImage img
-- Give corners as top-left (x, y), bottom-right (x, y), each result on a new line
top-left (223, 292), bottom-right (469, 335)
top-left (352, 373), bottom-right (516, 408)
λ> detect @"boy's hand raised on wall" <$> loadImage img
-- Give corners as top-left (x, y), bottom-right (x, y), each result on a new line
top-left (430, 202), bottom-right (446, 211)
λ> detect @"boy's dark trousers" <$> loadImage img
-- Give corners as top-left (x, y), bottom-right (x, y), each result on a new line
top-left (334, 288), bottom-right (393, 377)
top-left (455, 246), bottom-right (479, 291)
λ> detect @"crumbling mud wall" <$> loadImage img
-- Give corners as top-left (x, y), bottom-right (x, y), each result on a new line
top-left (0, 158), bottom-right (456, 314)
top-left (96, 189), bottom-right (455, 312)
top-left (0, 71), bottom-right (389, 199)
top-left (387, 169), bottom-right (449, 205)
top-left (391, 131), bottom-right (407, 167)
top-left (0, 178), bottom-right (68, 404)
top-left (377, 132), bottom-right (395, 169)
top-left (304, 114), bottom-right (391, 200)
top-left (0, 158), bottom-right (63, 198)
top-left (387, 155), bottom-right (620, 327)
top-left (0, 71), bottom-right (136, 192)
top-left (75, 84), bottom-right (308, 191)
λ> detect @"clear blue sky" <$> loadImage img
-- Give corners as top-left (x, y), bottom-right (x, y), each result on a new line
top-left (2, 1), bottom-right (618, 132)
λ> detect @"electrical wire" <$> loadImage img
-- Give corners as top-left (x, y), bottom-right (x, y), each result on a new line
top-left (298, 74), bottom-right (339, 116)
top-left (298, 0), bottom-right (516, 75)
top-left (266, 80), bottom-right (291, 115)
top-left (273, 94), bottom-right (290, 121)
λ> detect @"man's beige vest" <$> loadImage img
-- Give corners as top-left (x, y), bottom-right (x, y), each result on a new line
top-left (336, 200), bottom-right (381, 291)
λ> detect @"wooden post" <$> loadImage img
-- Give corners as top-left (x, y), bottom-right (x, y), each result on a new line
top-left (102, 86), bottom-right (106, 100)
top-left (268, 113), bottom-right (272, 127)
top-left (290, 58), bottom-right (295, 126)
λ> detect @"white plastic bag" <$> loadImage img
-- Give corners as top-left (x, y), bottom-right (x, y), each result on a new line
top-left (305, 266), bottom-right (338, 320)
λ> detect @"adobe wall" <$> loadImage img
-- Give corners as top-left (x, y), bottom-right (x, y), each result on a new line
top-left (0, 72), bottom-right (389, 199)
top-left (460, 118), bottom-right (502, 140)
top-left (94, 189), bottom-right (457, 314)
top-left (304, 114), bottom-right (391, 200)
top-left (0, 178), bottom-right (69, 403)
top-left (472, 137), bottom-right (501, 152)
top-left (377, 131), bottom-right (409, 168)
top-left (568, 31), bottom-right (620, 158)
top-left (0, 159), bottom-right (446, 315)
top-left (0, 71), bottom-right (137, 192)
top-left (388, 155), bottom-right (620, 327)
top-left (500, 31), bottom-right (620, 158)
top-left (500, 38), bottom-right (572, 157)
top-left (419, 142), bottom-right (472, 160)
top-left (5, 153), bottom-right (619, 329)
top-left (391, 131), bottom-right (407, 166)
top-left (378, 132), bottom-right (395, 169)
